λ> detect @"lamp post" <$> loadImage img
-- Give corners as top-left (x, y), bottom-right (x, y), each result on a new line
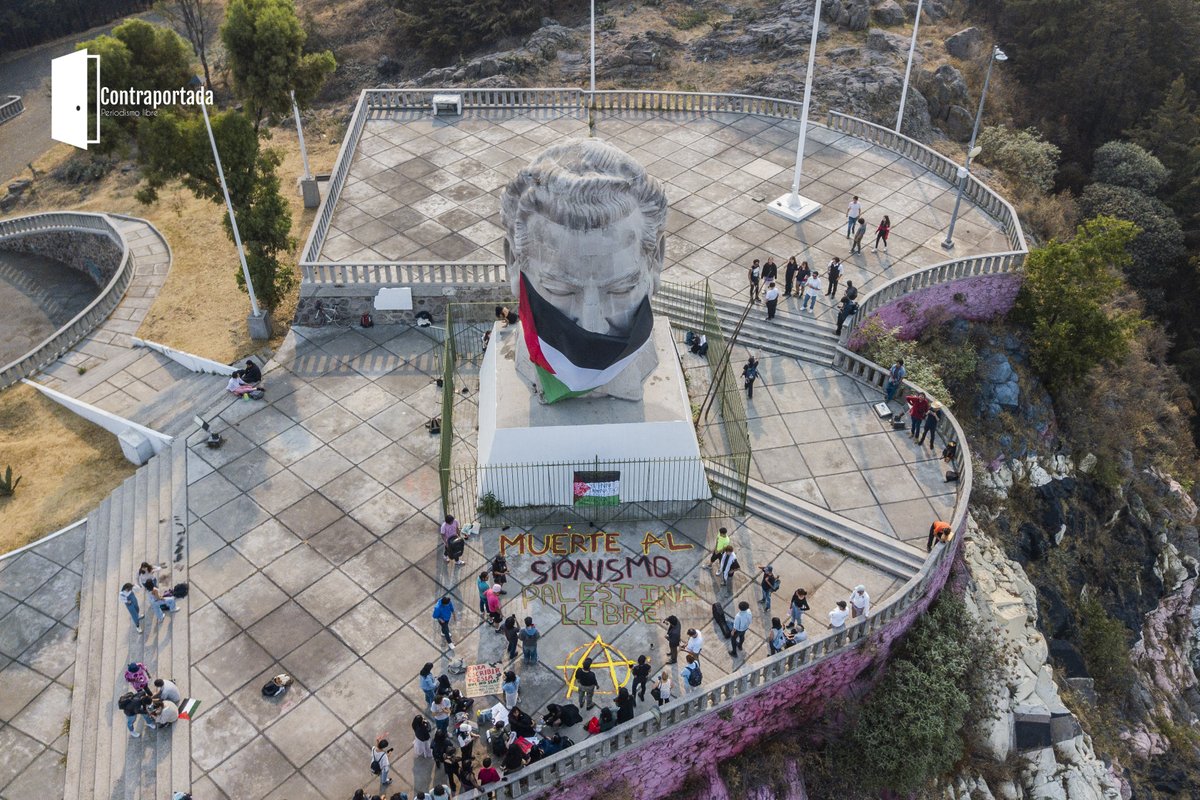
top-left (590, 0), bottom-right (596, 95)
top-left (196, 87), bottom-right (270, 338)
top-left (291, 89), bottom-right (320, 209)
top-left (768, 0), bottom-right (823, 222)
top-left (895, 0), bottom-right (924, 133)
top-left (942, 45), bottom-right (1006, 250)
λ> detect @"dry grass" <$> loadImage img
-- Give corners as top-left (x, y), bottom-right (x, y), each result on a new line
top-left (0, 384), bottom-right (136, 553)
top-left (8, 113), bottom-right (344, 362)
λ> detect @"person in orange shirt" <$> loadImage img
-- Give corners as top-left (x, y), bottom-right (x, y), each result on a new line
top-left (927, 520), bottom-right (953, 551)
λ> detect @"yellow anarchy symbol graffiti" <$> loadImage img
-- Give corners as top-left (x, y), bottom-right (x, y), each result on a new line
top-left (557, 634), bottom-right (635, 698)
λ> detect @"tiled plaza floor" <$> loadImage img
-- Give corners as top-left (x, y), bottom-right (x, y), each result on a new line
top-left (0, 525), bottom-right (86, 800)
top-left (180, 326), bottom-right (902, 800)
top-left (319, 108), bottom-right (1010, 328)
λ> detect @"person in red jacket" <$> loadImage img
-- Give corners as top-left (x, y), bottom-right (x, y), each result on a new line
top-left (905, 392), bottom-right (930, 439)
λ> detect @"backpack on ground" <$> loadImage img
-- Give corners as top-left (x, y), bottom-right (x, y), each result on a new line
top-left (688, 665), bottom-right (703, 687)
top-left (360, 312), bottom-right (374, 328)
top-left (555, 735), bottom-right (575, 748)
top-left (171, 582), bottom-right (189, 599)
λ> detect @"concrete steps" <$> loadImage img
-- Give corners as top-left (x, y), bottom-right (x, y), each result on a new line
top-left (653, 287), bottom-right (841, 365)
top-left (708, 470), bottom-right (925, 580)
top-left (64, 437), bottom-right (190, 800)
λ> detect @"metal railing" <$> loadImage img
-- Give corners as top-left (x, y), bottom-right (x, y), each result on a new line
top-left (366, 87), bottom-right (582, 112)
top-left (0, 95), bottom-right (23, 125)
top-left (0, 212), bottom-right (131, 390)
top-left (299, 91), bottom-right (370, 265)
top-left (454, 347), bottom-right (972, 799)
top-left (301, 261), bottom-right (509, 286)
top-left (839, 250), bottom-right (1026, 342)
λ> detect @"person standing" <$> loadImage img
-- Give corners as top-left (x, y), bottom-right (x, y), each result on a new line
top-left (885, 359), bottom-right (906, 403)
top-left (419, 662), bottom-right (438, 705)
top-left (873, 215), bottom-right (891, 251)
top-left (413, 714), bottom-right (434, 758)
top-left (118, 690), bottom-right (150, 738)
top-left (371, 737), bottom-right (394, 790)
top-left (730, 601), bottom-right (752, 657)
top-left (835, 294), bottom-right (859, 336)
top-left (843, 280), bottom-right (858, 302)
top-left (491, 554), bottom-right (509, 594)
top-left (846, 195), bottom-right (862, 238)
top-left (456, 721), bottom-right (480, 763)
top-left (796, 260), bottom-right (811, 293)
top-left (502, 615), bottom-right (520, 660)
top-left (630, 655), bottom-right (652, 702)
top-left (431, 694), bottom-right (453, 732)
top-left (476, 572), bottom-right (491, 617)
top-left (764, 281), bottom-right (781, 320)
top-left (575, 657), bottom-right (598, 710)
top-left (518, 617), bottom-right (540, 664)
top-left (685, 628), bottom-right (703, 661)
top-left (757, 564), bottom-right (780, 610)
top-left (502, 670), bottom-right (520, 708)
top-left (432, 596), bottom-right (457, 650)
top-left (905, 391), bottom-right (931, 439)
top-left (742, 356), bottom-right (760, 399)
top-left (788, 588), bottom-right (810, 629)
top-left (485, 584), bottom-right (504, 632)
top-left (718, 545), bottom-right (740, 588)
top-left (825, 258), bottom-right (842, 297)
top-left (120, 583), bottom-right (143, 633)
top-left (762, 256), bottom-right (778, 285)
top-left (917, 402), bottom-right (942, 450)
top-left (801, 270), bottom-right (822, 312)
top-left (125, 662), bottom-right (150, 692)
top-left (748, 259), bottom-right (762, 303)
top-left (652, 670), bottom-right (673, 706)
top-left (828, 601), bottom-right (850, 632)
top-left (478, 757), bottom-right (502, 786)
top-left (850, 217), bottom-right (867, 254)
top-left (768, 617), bottom-right (786, 655)
top-left (784, 256), bottom-right (799, 297)
top-left (615, 687), bottom-right (636, 722)
top-left (849, 585), bottom-right (871, 618)
top-left (681, 655), bottom-right (702, 694)
top-left (439, 514), bottom-right (460, 545)
top-left (444, 530), bottom-right (466, 566)
top-left (664, 615), bottom-right (682, 664)
top-left (708, 526), bottom-right (731, 572)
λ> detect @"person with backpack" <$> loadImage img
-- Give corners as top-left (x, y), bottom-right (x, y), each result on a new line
top-left (370, 737), bottom-right (394, 790)
top-left (835, 293), bottom-right (859, 336)
top-left (681, 655), bottom-right (702, 694)
top-left (444, 531), bottom-right (466, 566)
top-left (432, 596), bottom-right (457, 650)
top-left (757, 564), bottom-right (781, 610)
top-left (718, 545), bottom-right (740, 588)
top-left (575, 657), bottom-right (599, 710)
top-left (518, 617), bottom-right (540, 664)
top-left (118, 688), bottom-right (152, 737)
top-left (412, 714), bottom-right (434, 759)
top-left (119, 583), bottom-right (142, 633)
top-left (768, 617), bottom-right (787, 655)
top-left (742, 356), bottom-right (760, 399)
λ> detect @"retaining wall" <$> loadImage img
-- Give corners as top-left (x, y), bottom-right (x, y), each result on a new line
top-left (296, 283), bottom-right (512, 326)
top-left (0, 230), bottom-right (124, 286)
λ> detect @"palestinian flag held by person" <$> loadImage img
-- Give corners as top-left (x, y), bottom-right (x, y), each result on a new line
top-left (518, 273), bottom-right (654, 404)
top-left (573, 471), bottom-right (621, 506)
top-left (178, 697), bottom-right (201, 720)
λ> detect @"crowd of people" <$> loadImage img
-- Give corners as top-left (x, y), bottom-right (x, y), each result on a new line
top-left (117, 561), bottom-right (187, 738)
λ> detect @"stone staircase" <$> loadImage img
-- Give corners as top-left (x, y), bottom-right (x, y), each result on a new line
top-left (65, 437), bottom-right (190, 800)
top-left (653, 286), bottom-right (841, 365)
top-left (708, 472), bottom-right (925, 580)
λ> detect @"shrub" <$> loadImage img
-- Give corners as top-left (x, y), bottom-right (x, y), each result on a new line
top-left (0, 465), bottom-right (21, 497)
top-left (856, 318), bottom-right (954, 405)
top-left (977, 125), bottom-right (1061, 194)
top-left (1012, 216), bottom-right (1143, 391)
top-left (392, 0), bottom-right (550, 60)
top-left (1077, 593), bottom-right (1134, 698)
top-left (1078, 183), bottom-right (1187, 280)
top-left (1091, 140), bottom-right (1169, 195)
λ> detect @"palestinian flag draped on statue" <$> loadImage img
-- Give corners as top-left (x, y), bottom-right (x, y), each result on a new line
top-left (573, 470), bottom-right (621, 506)
top-left (518, 273), bottom-right (654, 404)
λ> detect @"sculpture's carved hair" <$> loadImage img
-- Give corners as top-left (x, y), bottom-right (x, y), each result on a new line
top-left (501, 139), bottom-right (669, 262)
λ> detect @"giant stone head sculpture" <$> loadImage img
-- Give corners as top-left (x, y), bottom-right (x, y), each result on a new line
top-left (502, 139), bottom-right (669, 403)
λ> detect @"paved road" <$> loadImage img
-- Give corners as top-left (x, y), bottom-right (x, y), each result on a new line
top-left (0, 12), bottom-right (161, 186)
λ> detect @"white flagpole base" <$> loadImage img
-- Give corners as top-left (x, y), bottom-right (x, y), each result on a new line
top-left (767, 192), bottom-right (822, 222)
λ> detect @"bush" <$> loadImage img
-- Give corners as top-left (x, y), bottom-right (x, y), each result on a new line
top-left (392, 0), bottom-right (550, 60)
top-left (1079, 183), bottom-right (1187, 280)
top-left (1012, 216), bottom-right (1143, 391)
top-left (977, 125), bottom-right (1061, 194)
top-left (1077, 593), bottom-right (1134, 699)
top-left (855, 318), bottom-right (979, 406)
top-left (1091, 140), bottom-right (1169, 195)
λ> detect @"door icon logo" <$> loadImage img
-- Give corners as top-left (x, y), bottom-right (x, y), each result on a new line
top-left (51, 49), bottom-right (101, 149)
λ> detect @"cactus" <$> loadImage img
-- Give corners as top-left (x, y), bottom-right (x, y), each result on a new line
top-left (0, 465), bottom-right (20, 497)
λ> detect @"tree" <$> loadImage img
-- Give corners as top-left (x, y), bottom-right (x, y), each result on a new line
top-left (1079, 183), bottom-right (1187, 282)
top-left (77, 19), bottom-right (194, 151)
top-left (220, 0), bottom-right (336, 131)
top-left (136, 109), bottom-right (295, 310)
top-left (155, 0), bottom-right (221, 89)
top-left (1012, 216), bottom-right (1143, 390)
top-left (1091, 141), bottom-right (1169, 195)
top-left (976, 125), bottom-right (1061, 194)
top-left (392, 0), bottom-right (550, 61)
top-left (1128, 75), bottom-right (1200, 232)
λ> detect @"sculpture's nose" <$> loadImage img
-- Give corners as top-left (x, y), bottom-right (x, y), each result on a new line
top-left (578, 285), bottom-right (606, 333)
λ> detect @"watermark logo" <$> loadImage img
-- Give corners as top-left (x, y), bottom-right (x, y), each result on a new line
top-left (51, 50), bottom-right (213, 150)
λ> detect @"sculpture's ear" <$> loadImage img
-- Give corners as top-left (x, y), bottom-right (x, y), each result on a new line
top-left (651, 233), bottom-right (666, 294)
top-left (505, 237), bottom-right (520, 297)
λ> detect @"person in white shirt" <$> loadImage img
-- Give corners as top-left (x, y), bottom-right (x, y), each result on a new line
top-left (372, 737), bottom-right (394, 790)
top-left (652, 670), bottom-right (673, 706)
top-left (846, 195), bottom-right (862, 238)
top-left (764, 281), bottom-right (781, 320)
top-left (153, 678), bottom-right (181, 705)
top-left (730, 601), bottom-right (752, 657)
top-left (828, 600), bottom-right (850, 631)
top-left (718, 545), bottom-right (740, 587)
top-left (802, 270), bottom-right (823, 312)
top-left (849, 585), bottom-right (871, 618)
top-left (685, 628), bottom-right (703, 659)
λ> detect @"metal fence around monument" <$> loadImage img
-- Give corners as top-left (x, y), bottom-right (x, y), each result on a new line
top-left (436, 293), bottom-right (751, 525)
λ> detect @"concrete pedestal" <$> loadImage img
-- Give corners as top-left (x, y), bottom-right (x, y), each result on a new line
top-left (767, 192), bottom-right (822, 222)
top-left (300, 179), bottom-right (320, 209)
top-left (476, 321), bottom-right (708, 508)
top-left (247, 311), bottom-right (273, 340)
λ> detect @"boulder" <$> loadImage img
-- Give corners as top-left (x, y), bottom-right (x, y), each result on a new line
top-left (944, 103), bottom-right (976, 140)
top-left (828, 0), bottom-right (871, 31)
top-left (7, 178), bottom-right (32, 196)
top-left (945, 26), bottom-right (984, 59)
top-left (865, 28), bottom-right (907, 53)
top-left (872, 0), bottom-right (906, 26)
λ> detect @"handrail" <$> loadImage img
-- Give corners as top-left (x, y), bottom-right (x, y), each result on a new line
top-left (0, 212), bottom-right (131, 390)
top-left (301, 261), bottom-right (509, 286)
top-left (299, 91), bottom-right (371, 265)
top-left (0, 95), bottom-right (23, 124)
top-left (839, 250), bottom-right (1026, 342)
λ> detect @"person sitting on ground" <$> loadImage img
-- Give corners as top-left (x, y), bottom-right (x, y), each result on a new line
top-left (226, 360), bottom-right (263, 396)
top-left (235, 359), bottom-right (261, 385)
top-left (495, 305), bottom-right (519, 325)
top-left (597, 707), bottom-right (616, 733)
top-left (507, 706), bottom-right (536, 738)
top-left (152, 698), bottom-right (180, 727)
top-left (543, 702), bottom-right (582, 729)
top-left (153, 678), bottom-right (182, 705)
top-left (261, 673), bottom-right (293, 698)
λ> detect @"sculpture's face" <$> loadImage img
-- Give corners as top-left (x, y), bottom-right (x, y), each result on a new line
top-left (516, 210), bottom-right (663, 336)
